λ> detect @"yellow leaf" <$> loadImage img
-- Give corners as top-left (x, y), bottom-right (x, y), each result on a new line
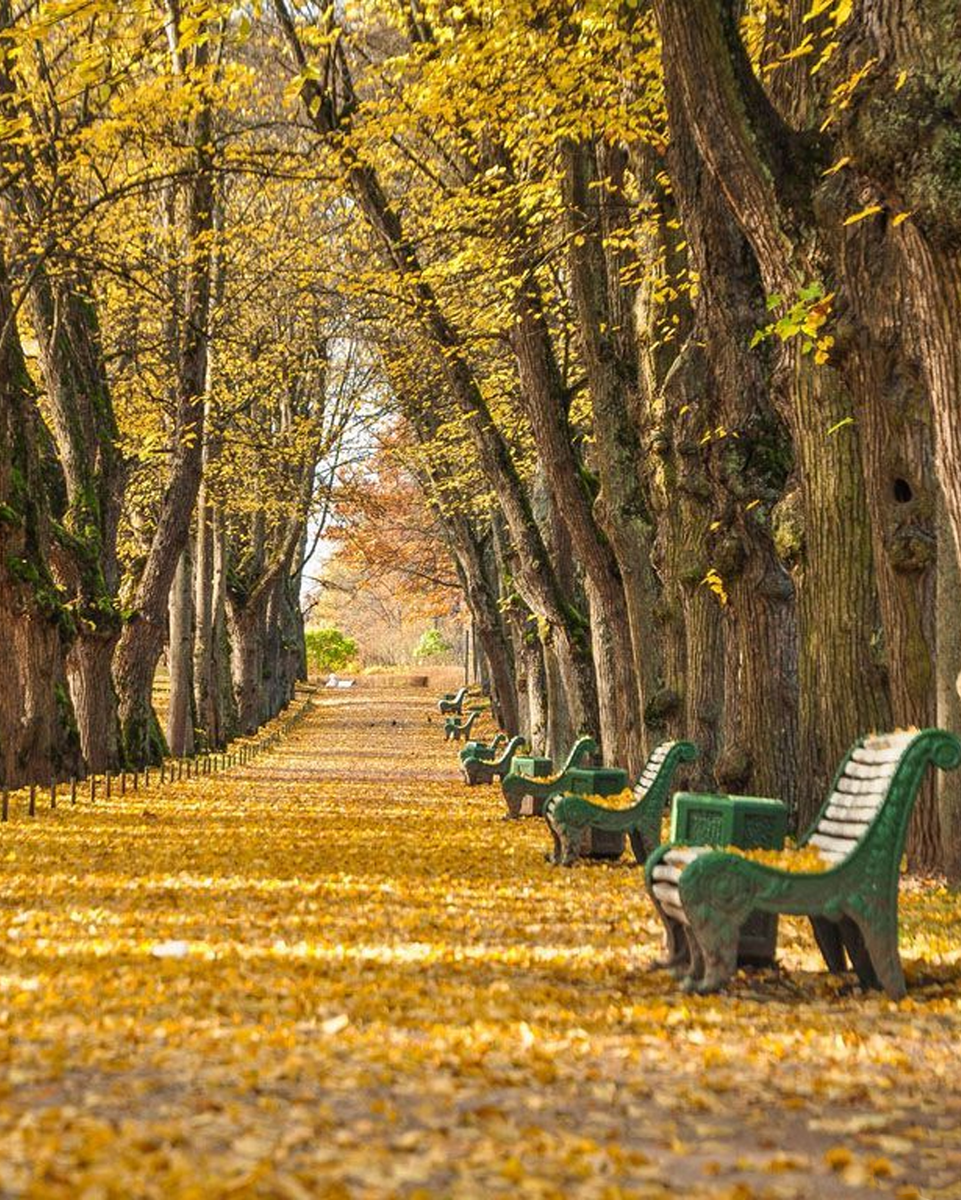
top-left (822, 155), bottom-right (851, 177)
top-left (892, 211), bottom-right (913, 226)
top-left (843, 204), bottom-right (882, 226)
top-left (824, 1145), bottom-right (853, 1171)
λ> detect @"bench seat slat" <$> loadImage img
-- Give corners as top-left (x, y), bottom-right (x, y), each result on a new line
top-left (664, 846), bottom-right (710, 866)
top-left (651, 883), bottom-right (688, 924)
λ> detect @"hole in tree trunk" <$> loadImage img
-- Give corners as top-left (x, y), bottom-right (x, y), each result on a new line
top-left (893, 478), bottom-right (913, 503)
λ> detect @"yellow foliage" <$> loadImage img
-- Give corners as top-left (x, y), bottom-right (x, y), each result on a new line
top-left (0, 685), bottom-right (960, 1193)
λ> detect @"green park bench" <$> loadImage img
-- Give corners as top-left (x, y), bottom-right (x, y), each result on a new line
top-left (438, 687), bottom-right (469, 715)
top-left (444, 709), bottom-right (482, 742)
top-left (544, 740), bottom-right (698, 865)
top-left (462, 735), bottom-right (527, 786)
top-left (458, 732), bottom-right (507, 764)
top-left (500, 735), bottom-right (599, 819)
top-left (645, 728), bottom-right (961, 998)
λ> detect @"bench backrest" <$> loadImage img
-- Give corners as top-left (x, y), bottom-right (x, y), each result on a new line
top-left (633, 741), bottom-right (676, 800)
top-left (494, 735), bottom-right (527, 768)
top-left (560, 736), bottom-right (598, 774)
top-left (802, 729), bottom-right (961, 866)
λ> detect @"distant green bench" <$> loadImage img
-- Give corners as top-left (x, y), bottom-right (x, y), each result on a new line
top-left (459, 733), bottom-right (507, 764)
top-left (444, 709), bottom-right (482, 742)
top-left (438, 687), bottom-right (468, 715)
top-left (462, 735), bottom-right (527, 786)
top-left (500, 736), bottom-right (599, 819)
top-left (544, 740), bottom-right (697, 865)
top-left (645, 728), bottom-right (961, 998)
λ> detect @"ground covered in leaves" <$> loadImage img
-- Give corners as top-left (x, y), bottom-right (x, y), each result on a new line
top-left (2, 686), bottom-right (961, 1199)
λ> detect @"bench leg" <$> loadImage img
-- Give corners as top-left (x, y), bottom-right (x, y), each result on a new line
top-left (628, 829), bottom-right (651, 866)
top-left (652, 919), bottom-right (691, 978)
top-left (810, 916), bottom-right (848, 975)
top-left (685, 930), bottom-right (738, 994)
top-left (847, 909), bottom-right (905, 999)
top-left (504, 792), bottom-right (522, 820)
top-left (544, 810), bottom-right (574, 865)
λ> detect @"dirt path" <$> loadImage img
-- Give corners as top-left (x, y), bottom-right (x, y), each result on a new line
top-left (1, 687), bottom-right (959, 1198)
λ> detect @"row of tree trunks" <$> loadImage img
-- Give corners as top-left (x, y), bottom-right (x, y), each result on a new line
top-left (113, 20), bottom-right (215, 765)
top-left (273, 0), bottom-right (601, 752)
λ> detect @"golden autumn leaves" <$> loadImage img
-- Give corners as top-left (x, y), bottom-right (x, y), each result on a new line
top-left (0, 686), bottom-right (959, 1197)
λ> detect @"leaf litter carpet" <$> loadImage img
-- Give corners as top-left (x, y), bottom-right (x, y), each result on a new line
top-left (1, 688), bottom-right (960, 1199)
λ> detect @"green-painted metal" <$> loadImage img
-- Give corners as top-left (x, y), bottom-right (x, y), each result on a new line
top-left (462, 735), bottom-right (527, 786)
top-left (438, 687), bottom-right (468, 715)
top-left (671, 793), bottom-right (788, 964)
top-left (671, 793), bottom-right (787, 849)
top-left (500, 736), bottom-right (599, 819)
top-left (645, 729), bottom-right (961, 998)
top-left (458, 732), bottom-right (508, 764)
top-left (444, 709), bottom-right (482, 742)
top-left (544, 741), bottom-right (697, 865)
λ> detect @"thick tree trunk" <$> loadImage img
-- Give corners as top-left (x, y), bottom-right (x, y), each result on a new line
top-left (565, 138), bottom-right (660, 772)
top-left (19, 266), bottom-right (124, 771)
top-left (937, 502), bottom-right (961, 882)
top-left (167, 544), bottom-right (195, 757)
top-left (659, 344), bottom-right (726, 785)
top-left (65, 634), bottom-right (119, 774)
top-left (663, 94), bottom-right (800, 807)
top-left (193, 491), bottom-right (217, 747)
top-left (0, 248), bottom-right (82, 787)
top-left (227, 597), bottom-right (267, 734)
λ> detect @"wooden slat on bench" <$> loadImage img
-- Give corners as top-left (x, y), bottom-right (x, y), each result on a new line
top-left (651, 883), bottom-right (688, 924)
top-left (843, 761), bottom-right (899, 781)
top-left (834, 776), bottom-right (890, 797)
top-left (818, 817), bottom-right (873, 837)
top-left (851, 746), bottom-right (907, 766)
top-left (809, 832), bottom-right (861, 860)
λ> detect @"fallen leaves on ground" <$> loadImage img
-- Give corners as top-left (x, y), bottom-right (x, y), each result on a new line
top-left (1, 686), bottom-right (960, 1198)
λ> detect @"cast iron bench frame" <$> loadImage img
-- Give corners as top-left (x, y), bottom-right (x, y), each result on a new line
top-left (644, 728), bottom-right (961, 998)
top-left (544, 740), bottom-right (697, 865)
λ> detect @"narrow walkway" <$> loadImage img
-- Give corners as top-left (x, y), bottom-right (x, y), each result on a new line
top-left (1, 688), bottom-right (959, 1197)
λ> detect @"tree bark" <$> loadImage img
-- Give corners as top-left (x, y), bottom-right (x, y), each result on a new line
top-left (167, 544), bottom-right (195, 757)
top-left (654, 0), bottom-right (893, 827)
top-left (663, 88), bottom-right (800, 807)
top-left (937, 500), bottom-right (961, 881)
top-left (0, 246), bottom-right (82, 787)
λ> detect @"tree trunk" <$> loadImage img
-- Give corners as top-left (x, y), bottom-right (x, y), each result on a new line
top-left (227, 597), bottom-right (267, 734)
top-left (937, 501), bottom-right (961, 881)
top-left (193, 490), bottom-right (217, 747)
top-left (167, 544), bottom-right (195, 757)
top-left (0, 246), bottom-right (82, 787)
top-left (662, 91), bottom-right (800, 807)
top-left (65, 634), bottom-right (119, 774)
top-left (565, 138), bottom-right (661, 773)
